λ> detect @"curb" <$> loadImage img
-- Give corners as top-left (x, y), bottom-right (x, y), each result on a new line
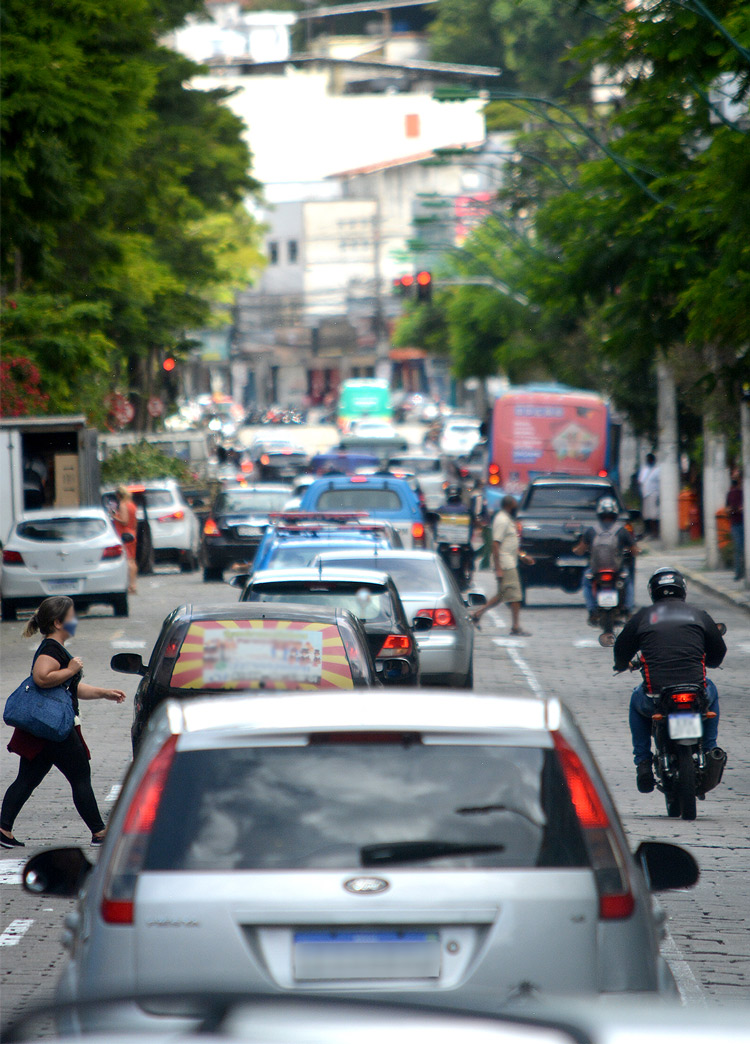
top-left (679, 568), bottom-right (750, 616)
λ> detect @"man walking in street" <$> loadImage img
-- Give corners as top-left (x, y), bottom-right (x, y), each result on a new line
top-left (638, 452), bottom-right (661, 538)
top-left (471, 495), bottom-right (534, 635)
top-left (727, 468), bottom-right (744, 581)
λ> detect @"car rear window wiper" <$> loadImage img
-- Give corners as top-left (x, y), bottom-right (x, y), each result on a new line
top-left (360, 841), bottom-right (504, 866)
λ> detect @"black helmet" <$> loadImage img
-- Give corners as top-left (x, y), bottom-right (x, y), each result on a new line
top-left (648, 567), bottom-right (687, 602)
top-left (445, 484), bottom-right (463, 501)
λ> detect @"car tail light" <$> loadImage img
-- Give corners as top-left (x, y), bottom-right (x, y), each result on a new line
top-left (379, 634), bottom-right (412, 656)
top-left (416, 607), bottom-right (456, 628)
top-left (2, 550), bottom-right (24, 565)
top-left (203, 518), bottom-right (219, 536)
top-left (488, 463), bottom-right (500, 486)
top-left (553, 733), bottom-right (634, 920)
top-left (411, 521), bottom-right (426, 546)
top-left (598, 469), bottom-right (608, 478)
top-left (350, 475), bottom-right (368, 483)
top-left (101, 545), bottom-right (123, 559)
top-left (157, 510), bottom-right (184, 523)
top-left (260, 454), bottom-right (270, 466)
top-left (240, 459), bottom-right (253, 473)
top-left (101, 734), bottom-right (179, 925)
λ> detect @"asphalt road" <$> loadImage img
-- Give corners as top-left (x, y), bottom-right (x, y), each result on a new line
top-left (1, 554), bottom-right (749, 1026)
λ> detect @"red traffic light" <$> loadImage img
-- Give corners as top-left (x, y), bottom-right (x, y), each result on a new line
top-left (416, 271), bottom-right (432, 286)
top-left (163, 357), bottom-right (176, 372)
top-left (401, 274), bottom-right (414, 287)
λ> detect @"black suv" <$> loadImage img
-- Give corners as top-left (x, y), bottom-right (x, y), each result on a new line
top-left (201, 484), bottom-right (292, 581)
top-left (516, 477), bottom-right (637, 598)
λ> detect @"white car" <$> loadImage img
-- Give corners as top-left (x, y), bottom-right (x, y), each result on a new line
top-left (102, 480), bottom-right (200, 572)
top-left (1, 508), bottom-right (129, 620)
top-left (351, 420), bottom-right (399, 440)
top-left (440, 418), bottom-right (482, 457)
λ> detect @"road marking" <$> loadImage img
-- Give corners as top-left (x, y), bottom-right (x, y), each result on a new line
top-left (110, 639), bottom-right (147, 650)
top-left (0, 919), bottom-right (34, 947)
top-left (0, 859), bottom-right (25, 885)
top-left (487, 609), bottom-right (506, 630)
top-left (737, 641), bottom-right (750, 654)
top-left (662, 928), bottom-right (705, 1005)
top-left (493, 638), bottom-right (545, 699)
top-left (105, 784), bottom-right (122, 803)
top-left (573, 638), bottom-right (601, 648)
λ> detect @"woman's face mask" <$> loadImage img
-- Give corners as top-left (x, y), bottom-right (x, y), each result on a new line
top-left (64, 617), bottom-right (79, 638)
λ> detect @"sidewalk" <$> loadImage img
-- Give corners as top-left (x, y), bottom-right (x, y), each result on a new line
top-left (639, 540), bottom-right (750, 613)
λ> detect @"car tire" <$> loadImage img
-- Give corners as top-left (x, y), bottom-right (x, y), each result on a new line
top-left (1, 599), bottom-right (18, 622)
top-left (111, 593), bottom-right (129, 617)
top-left (138, 526), bottom-right (155, 576)
top-left (203, 565), bottom-right (223, 582)
top-left (180, 550), bottom-right (198, 573)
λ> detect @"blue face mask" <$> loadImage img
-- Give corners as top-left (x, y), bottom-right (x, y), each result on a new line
top-left (65, 618), bottom-right (79, 638)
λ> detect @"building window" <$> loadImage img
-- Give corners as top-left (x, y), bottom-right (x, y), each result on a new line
top-left (405, 113), bottom-right (420, 138)
top-left (268, 241), bottom-right (279, 264)
top-left (287, 239), bottom-right (298, 263)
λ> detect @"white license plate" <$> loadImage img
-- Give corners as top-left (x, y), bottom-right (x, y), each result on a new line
top-left (293, 930), bottom-right (441, 981)
top-left (46, 579), bottom-right (81, 592)
top-left (597, 590), bottom-right (619, 609)
top-left (237, 526), bottom-right (261, 537)
top-left (668, 713), bottom-right (703, 740)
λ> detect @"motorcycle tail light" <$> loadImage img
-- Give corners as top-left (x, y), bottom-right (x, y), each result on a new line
top-left (411, 521), bottom-right (426, 546)
top-left (598, 570), bottom-right (616, 582)
top-left (671, 692), bottom-right (697, 705)
top-left (379, 634), bottom-right (412, 656)
top-left (203, 518), bottom-right (219, 536)
top-left (102, 545), bottom-right (123, 559)
top-left (553, 732), bottom-right (634, 921)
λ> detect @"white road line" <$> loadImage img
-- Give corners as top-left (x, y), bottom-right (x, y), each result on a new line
top-left (110, 639), bottom-right (147, 649)
top-left (0, 919), bottom-right (34, 947)
top-left (0, 859), bottom-right (26, 885)
top-left (493, 638), bottom-right (545, 699)
top-left (487, 609), bottom-right (506, 629)
top-left (105, 784), bottom-right (122, 803)
top-left (662, 928), bottom-right (705, 1005)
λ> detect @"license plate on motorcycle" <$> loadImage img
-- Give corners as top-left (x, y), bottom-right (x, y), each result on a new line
top-left (597, 590), bottom-right (619, 609)
top-left (450, 552), bottom-right (461, 567)
top-left (668, 713), bottom-right (703, 740)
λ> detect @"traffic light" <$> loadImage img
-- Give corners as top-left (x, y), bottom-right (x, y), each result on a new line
top-left (163, 357), bottom-right (176, 372)
top-left (416, 270), bottom-right (432, 302)
top-left (392, 274), bottom-right (415, 297)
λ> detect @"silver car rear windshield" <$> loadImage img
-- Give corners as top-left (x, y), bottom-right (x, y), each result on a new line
top-left (246, 583), bottom-right (394, 623)
top-left (270, 541), bottom-right (381, 570)
top-left (324, 556), bottom-right (442, 594)
top-left (16, 518), bottom-right (107, 542)
top-left (145, 744), bottom-right (587, 871)
top-left (525, 486), bottom-right (616, 511)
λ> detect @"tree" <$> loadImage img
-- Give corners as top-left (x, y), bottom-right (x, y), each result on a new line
top-left (0, 355), bottom-right (49, 417)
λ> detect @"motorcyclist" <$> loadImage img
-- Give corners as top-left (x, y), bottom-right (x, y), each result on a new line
top-left (433, 483), bottom-right (474, 583)
top-left (613, 567), bottom-right (727, 793)
top-left (574, 496), bottom-right (637, 625)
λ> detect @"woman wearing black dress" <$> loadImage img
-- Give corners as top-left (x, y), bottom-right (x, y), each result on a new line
top-left (1, 596), bottom-right (126, 848)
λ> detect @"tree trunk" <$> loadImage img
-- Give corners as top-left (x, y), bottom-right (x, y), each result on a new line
top-left (702, 420), bottom-right (728, 570)
top-left (657, 358), bottom-right (680, 549)
top-left (742, 400), bottom-right (750, 587)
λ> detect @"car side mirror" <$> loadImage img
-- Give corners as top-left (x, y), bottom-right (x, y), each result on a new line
top-left (110, 653), bottom-right (146, 675)
top-left (635, 841), bottom-right (699, 892)
top-left (228, 573), bottom-right (250, 589)
top-left (465, 591), bottom-right (487, 608)
top-left (376, 658), bottom-right (413, 682)
top-left (412, 616), bottom-right (433, 633)
top-left (23, 848), bottom-right (93, 897)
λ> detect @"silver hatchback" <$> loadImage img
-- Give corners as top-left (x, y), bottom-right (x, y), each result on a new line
top-left (26, 692), bottom-right (698, 1027)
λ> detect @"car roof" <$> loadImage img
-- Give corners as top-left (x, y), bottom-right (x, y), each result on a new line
top-left (169, 690), bottom-right (560, 740)
top-left (268, 531), bottom-right (387, 545)
top-left (17, 507), bottom-right (110, 521)
top-left (315, 548), bottom-right (441, 562)
top-left (528, 476), bottom-right (615, 487)
top-left (249, 567), bottom-right (392, 587)
top-left (175, 602), bottom-right (346, 625)
top-left (305, 474), bottom-right (414, 491)
top-left (219, 484), bottom-right (292, 494)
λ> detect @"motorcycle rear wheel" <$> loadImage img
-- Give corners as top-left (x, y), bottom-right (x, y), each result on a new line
top-left (664, 788), bottom-right (681, 818)
top-left (677, 746), bottom-right (697, 821)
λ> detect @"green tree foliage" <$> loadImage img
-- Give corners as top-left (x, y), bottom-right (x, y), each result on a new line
top-left (100, 441), bottom-right (192, 484)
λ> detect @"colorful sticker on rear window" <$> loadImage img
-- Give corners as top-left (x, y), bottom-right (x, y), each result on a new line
top-left (169, 619), bottom-right (354, 691)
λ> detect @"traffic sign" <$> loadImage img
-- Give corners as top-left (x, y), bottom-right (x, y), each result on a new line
top-left (147, 396), bottom-right (165, 418)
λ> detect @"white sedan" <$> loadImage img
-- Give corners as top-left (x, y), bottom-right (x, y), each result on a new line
top-left (1, 508), bottom-right (129, 621)
top-left (440, 418), bottom-right (482, 456)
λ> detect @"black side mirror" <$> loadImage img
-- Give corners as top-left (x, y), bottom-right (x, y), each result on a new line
top-left (110, 652), bottom-right (146, 675)
top-left (717, 622), bottom-right (727, 636)
top-left (228, 574), bottom-right (251, 589)
top-left (466, 591), bottom-right (487, 608)
top-left (635, 841), bottom-right (699, 892)
top-left (23, 848), bottom-right (93, 897)
top-left (121, 532), bottom-right (135, 545)
top-left (412, 616), bottom-right (433, 633)
top-left (376, 658), bottom-right (413, 682)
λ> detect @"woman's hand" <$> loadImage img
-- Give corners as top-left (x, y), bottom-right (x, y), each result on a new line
top-left (68, 656), bottom-right (84, 675)
top-left (103, 689), bottom-right (127, 703)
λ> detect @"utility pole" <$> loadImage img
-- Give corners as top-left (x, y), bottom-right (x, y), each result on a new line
top-left (657, 358), bottom-right (680, 550)
top-left (372, 199), bottom-right (390, 381)
top-left (703, 420), bottom-right (728, 569)
top-left (742, 397), bottom-right (750, 586)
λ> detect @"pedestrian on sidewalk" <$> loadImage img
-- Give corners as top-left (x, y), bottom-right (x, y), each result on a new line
top-left (727, 468), bottom-right (744, 581)
top-left (1, 597), bottom-right (126, 850)
top-left (112, 486), bottom-right (138, 594)
top-left (471, 495), bottom-right (534, 635)
top-left (638, 452), bottom-right (661, 538)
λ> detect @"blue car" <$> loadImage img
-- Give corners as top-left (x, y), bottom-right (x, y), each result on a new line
top-left (298, 474), bottom-right (430, 548)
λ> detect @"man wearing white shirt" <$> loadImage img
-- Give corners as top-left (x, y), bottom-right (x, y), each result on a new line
top-left (638, 452), bottom-right (660, 537)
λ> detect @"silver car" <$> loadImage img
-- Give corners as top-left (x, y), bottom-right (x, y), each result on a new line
top-left (26, 691), bottom-right (697, 1029)
top-left (312, 549), bottom-right (480, 687)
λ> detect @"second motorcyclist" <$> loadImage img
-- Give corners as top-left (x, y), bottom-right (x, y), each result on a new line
top-left (574, 496), bottom-right (637, 625)
top-left (433, 483), bottom-right (475, 587)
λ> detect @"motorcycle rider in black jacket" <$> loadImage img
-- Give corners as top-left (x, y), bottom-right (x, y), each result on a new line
top-left (613, 567), bottom-right (727, 793)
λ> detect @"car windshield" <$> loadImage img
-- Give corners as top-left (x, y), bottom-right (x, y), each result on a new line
top-left (16, 518), bottom-right (107, 542)
top-left (145, 744), bottom-right (587, 871)
top-left (168, 618), bottom-right (354, 692)
top-left (269, 540), bottom-right (380, 570)
top-left (525, 485), bottom-right (617, 512)
top-left (321, 555), bottom-right (442, 594)
top-left (315, 487), bottom-right (403, 512)
top-left (246, 583), bottom-right (393, 622)
top-left (217, 490), bottom-right (290, 513)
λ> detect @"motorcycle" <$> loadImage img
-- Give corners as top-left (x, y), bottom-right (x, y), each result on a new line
top-left (592, 567), bottom-right (630, 644)
top-left (437, 540), bottom-right (474, 590)
top-left (620, 633), bottom-right (726, 821)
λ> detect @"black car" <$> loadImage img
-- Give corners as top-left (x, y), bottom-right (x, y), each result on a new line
top-left (516, 477), bottom-right (637, 598)
top-left (240, 566), bottom-right (431, 685)
top-left (112, 602), bottom-right (389, 753)
top-left (249, 440), bottom-right (308, 482)
top-left (201, 484), bottom-right (291, 581)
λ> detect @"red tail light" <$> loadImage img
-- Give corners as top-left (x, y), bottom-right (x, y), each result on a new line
top-left (597, 570), bottom-right (615, 582)
top-left (2, 550), bottom-right (24, 565)
top-left (102, 545), bottom-right (123, 560)
top-left (416, 608), bottom-right (456, 629)
top-left (203, 518), bottom-right (219, 536)
top-left (488, 462), bottom-right (500, 486)
top-left (101, 734), bottom-right (179, 925)
top-left (553, 733), bottom-right (634, 920)
top-left (350, 475), bottom-right (368, 483)
top-left (598, 469), bottom-right (608, 478)
top-left (379, 634), bottom-right (412, 655)
top-left (671, 692), bottom-right (697, 705)
top-left (240, 459), bottom-right (253, 473)
top-left (157, 510), bottom-right (184, 523)
top-left (411, 521), bottom-right (426, 545)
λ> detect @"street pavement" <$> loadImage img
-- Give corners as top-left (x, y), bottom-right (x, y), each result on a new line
top-left (1, 554), bottom-right (749, 1025)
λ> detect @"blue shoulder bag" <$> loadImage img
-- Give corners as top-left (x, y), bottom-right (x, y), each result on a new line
top-left (4, 649), bottom-right (75, 742)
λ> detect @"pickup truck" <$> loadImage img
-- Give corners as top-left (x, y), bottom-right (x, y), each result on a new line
top-left (516, 477), bottom-right (637, 598)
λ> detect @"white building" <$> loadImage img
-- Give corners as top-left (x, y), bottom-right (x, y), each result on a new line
top-left (164, 4), bottom-right (295, 64)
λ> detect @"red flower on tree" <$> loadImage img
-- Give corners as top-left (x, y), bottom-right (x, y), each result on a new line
top-left (0, 357), bottom-right (50, 417)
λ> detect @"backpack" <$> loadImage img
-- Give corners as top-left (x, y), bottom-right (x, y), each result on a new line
top-left (589, 521), bottom-right (624, 573)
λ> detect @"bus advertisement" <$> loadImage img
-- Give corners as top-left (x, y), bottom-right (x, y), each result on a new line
top-left (486, 385), bottom-right (620, 508)
top-left (337, 378), bottom-right (392, 432)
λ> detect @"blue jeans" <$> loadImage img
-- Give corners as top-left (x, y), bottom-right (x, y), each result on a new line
top-left (629, 679), bottom-right (719, 765)
top-left (583, 571), bottom-right (634, 612)
top-left (731, 522), bottom-right (744, 580)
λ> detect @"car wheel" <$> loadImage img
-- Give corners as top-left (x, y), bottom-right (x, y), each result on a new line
top-left (111, 593), bottom-right (129, 617)
top-left (179, 550), bottom-right (198, 573)
top-left (203, 565), bottom-right (223, 582)
top-left (138, 527), bottom-right (155, 575)
top-left (1, 599), bottom-right (18, 622)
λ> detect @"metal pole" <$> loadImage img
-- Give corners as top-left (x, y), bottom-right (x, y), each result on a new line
top-left (741, 399), bottom-right (750, 586)
top-left (657, 357), bottom-right (680, 550)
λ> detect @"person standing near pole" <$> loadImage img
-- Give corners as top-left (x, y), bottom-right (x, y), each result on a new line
top-left (727, 468), bottom-right (744, 581)
top-left (471, 495), bottom-right (534, 635)
top-left (639, 453), bottom-right (661, 538)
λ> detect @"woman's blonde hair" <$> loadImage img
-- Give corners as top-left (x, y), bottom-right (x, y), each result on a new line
top-left (22, 596), bottom-right (74, 639)
top-left (116, 485), bottom-right (131, 502)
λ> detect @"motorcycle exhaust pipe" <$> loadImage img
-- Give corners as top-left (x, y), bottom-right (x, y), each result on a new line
top-left (702, 747), bottom-right (727, 793)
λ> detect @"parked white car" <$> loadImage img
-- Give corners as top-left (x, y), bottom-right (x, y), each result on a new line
top-left (102, 479), bottom-right (200, 572)
top-left (1, 508), bottom-right (129, 620)
top-left (440, 418), bottom-right (482, 457)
